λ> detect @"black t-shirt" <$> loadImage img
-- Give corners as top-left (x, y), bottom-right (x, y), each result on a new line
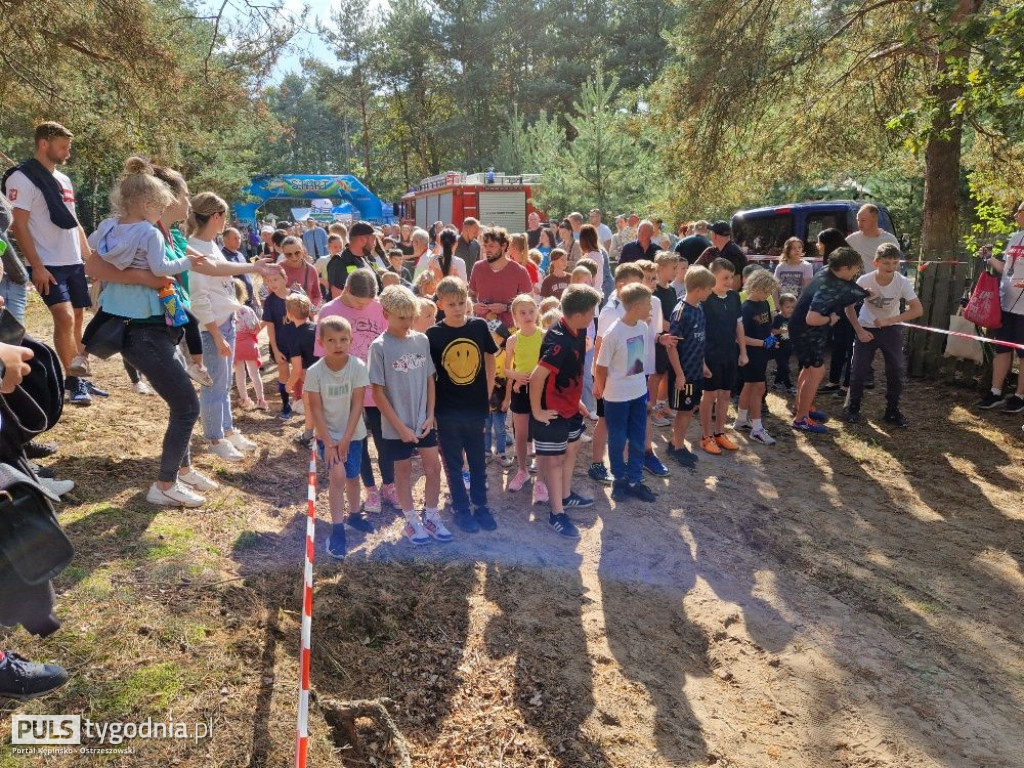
top-left (702, 290), bottom-right (742, 362)
top-left (771, 312), bottom-right (790, 343)
top-left (538, 320), bottom-right (587, 418)
top-left (789, 272), bottom-right (868, 339)
top-left (720, 241), bottom-right (748, 276)
top-left (619, 240), bottom-right (661, 264)
top-left (527, 227), bottom-right (542, 249)
top-left (675, 234), bottom-right (712, 264)
top-left (327, 248), bottom-right (371, 291)
top-left (290, 321), bottom-right (319, 370)
top-left (426, 317), bottom-right (498, 419)
top-left (742, 299), bottom-right (772, 351)
top-left (654, 284), bottom-right (678, 322)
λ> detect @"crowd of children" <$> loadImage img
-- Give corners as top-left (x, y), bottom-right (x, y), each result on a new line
top-left (143, 213), bottom-right (922, 560)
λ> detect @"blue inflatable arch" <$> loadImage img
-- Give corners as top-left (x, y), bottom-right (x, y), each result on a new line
top-left (233, 174), bottom-right (392, 226)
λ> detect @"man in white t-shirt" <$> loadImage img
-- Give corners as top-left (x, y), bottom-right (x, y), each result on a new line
top-left (3, 122), bottom-right (96, 405)
top-left (589, 209), bottom-right (613, 251)
top-left (843, 243), bottom-right (922, 426)
top-left (977, 201), bottom-right (1024, 413)
top-left (845, 204), bottom-right (900, 274)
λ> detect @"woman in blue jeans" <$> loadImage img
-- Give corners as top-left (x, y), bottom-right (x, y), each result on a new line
top-left (186, 192), bottom-right (259, 463)
top-left (86, 161), bottom-right (274, 507)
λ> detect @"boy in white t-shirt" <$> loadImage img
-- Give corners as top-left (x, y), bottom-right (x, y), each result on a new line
top-left (305, 316), bottom-right (371, 560)
top-left (595, 284), bottom-right (658, 503)
top-left (843, 243), bottom-right (923, 426)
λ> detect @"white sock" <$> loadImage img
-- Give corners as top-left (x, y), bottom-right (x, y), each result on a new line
top-left (752, 419), bottom-right (763, 431)
top-left (737, 408), bottom-right (749, 422)
top-left (992, 388), bottom-right (1002, 396)
top-left (403, 509), bottom-right (417, 520)
top-left (424, 507), bottom-right (438, 517)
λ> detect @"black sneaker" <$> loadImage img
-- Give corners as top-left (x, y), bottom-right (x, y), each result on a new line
top-left (667, 446), bottom-right (698, 468)
top-left (345, 512), bottom-right (374, 533)
top-left (563, 491), bottom-right (594, 509)
top-left (611, 480), bottom-right (630, 502)
top-left (624, 482), bottom-right (658, 503)
top-left (293, 431), bottom-right (314, 449)
top-left (864, 380), bottom-right (876, 390)
top-left (883, 410), bottom-right (909, 428)
top-left (29, 462), bottom-right (56, 479)
top-left (844, 408), bottom-right (861, 424)
top-left (587, 463), bottom-right (612, 485)
top-left (832, 387), bottom-right (848, 399)
top-left (84, 381), bottom-right (110, 397)
top-left (474, 505), bottom-right (498, 531)
top-left (548, 512), bottom-right (580, 539)
top-left (1003, 395), bottom-right (1024, 414)
top-left (0, 651), bottom-right (68, 700)
top-left (977, 392), bottom-right (1004, 410)
top-left (24, 441), bottom-right (58, 459)
top-left (452, 507), bottom-right (480, 533)
top-left (819, 382), bottom-right (841, 393)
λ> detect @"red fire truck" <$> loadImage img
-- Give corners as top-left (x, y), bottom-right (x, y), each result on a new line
top-left (400, 171), bottom-right (544, 232)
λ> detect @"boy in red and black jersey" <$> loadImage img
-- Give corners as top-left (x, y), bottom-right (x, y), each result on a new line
top-left (529, 284), bottom-right (602, 539)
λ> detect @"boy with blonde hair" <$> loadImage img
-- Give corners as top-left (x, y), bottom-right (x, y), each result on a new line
top-left (369, 286), bottom-right (446, 545)
top-left (735, 269), bottom-right (781, 445)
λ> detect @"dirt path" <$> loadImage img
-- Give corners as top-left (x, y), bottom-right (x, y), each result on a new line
top-left (7, 327), bottom-right (1022, 767)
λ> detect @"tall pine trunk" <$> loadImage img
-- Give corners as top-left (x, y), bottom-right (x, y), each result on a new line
top-left (908, 0), bottom-right (983, 377)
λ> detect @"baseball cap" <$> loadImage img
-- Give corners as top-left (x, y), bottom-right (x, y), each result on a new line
top-left (348, 221), bottom-right (375, 238)
top-left (260, 226), bottom-right (274, 234)
top-left (710, 221), bottom-right (732, 236)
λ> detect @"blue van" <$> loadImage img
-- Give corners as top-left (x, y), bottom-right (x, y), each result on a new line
top-left (731, 201), bottom-right (899, 264)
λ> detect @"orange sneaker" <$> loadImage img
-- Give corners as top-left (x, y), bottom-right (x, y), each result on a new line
top-left (715, 433), bottom-right (739, 451)
top-left (700, 436), bottom-right (722, 455)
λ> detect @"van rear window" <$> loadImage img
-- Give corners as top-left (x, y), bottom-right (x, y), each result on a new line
top-left (733, 214), bottom-right (793, 256)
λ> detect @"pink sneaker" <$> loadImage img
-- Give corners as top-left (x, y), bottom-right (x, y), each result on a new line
top-left (508, 468), bottom-right (529, 492)
top-left (380, 483), bottom-right (400, 508)
top-left (363, 489), bottom-right (382, 514)
top-left (533, 479), bottom-right (549, 504)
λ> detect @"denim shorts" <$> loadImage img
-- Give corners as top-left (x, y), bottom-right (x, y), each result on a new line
top-left (317, 438), bottom-right (363, 479)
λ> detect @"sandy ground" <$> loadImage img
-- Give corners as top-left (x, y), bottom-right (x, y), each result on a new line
top-left (3, 308), bottom-right (1022, 767)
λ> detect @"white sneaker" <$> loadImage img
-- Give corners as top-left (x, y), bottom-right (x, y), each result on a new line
top-left (749, 428), bottom-right (776, 446)
top-left (403, 514), bottom-right (431, 545)
top-left (68, 354), bottom-right (91, 378)
top-left (422, 510), bottom-right (454, 542)
top-left (146, 482), bottom-right (205, 508)
top-left (651, 413), bottom-right (673, 428)
top-left (39, 477), bottom-right (75, 497)
top-left (732, 417), bottom-right (753, 431)
top-left (210, 439), bottom-right (244, 462)
top-left (226, 431), bottom-right (258, 452)
top-left (186, 362), bottom-right (214, 387)
top-left (133, 379), bottom-right (155, 395)
top-left (178, 469), bottom-right (219, 491)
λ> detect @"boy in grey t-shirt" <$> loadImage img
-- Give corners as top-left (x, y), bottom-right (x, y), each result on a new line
top-left (368, 285), bottom-right (450, 546)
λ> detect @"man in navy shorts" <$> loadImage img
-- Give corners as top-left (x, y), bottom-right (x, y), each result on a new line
top-left (3, 122), bottom-right (100, 406)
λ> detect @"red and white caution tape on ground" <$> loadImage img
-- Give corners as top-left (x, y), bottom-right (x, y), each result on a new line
top-left (899, 322), bottom-right (1024, 351)
top-left (295, 450), bottom-right (317, 768)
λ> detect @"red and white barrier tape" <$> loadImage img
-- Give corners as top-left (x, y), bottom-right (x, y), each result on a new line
top-left (899, 322), bottom-right (1024, 351)
top-left (295, 450), bottom-right (317, 768)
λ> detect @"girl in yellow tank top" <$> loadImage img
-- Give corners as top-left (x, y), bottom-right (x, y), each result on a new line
top-left (504, 295), bottom-right (548, 500)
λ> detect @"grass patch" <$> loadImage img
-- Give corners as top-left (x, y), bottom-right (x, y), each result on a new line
top-left (101, 662), bottom-right (185, 717)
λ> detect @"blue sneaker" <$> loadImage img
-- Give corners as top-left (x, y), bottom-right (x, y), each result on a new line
top-left (792, 417), bottom-right (828, 434)
top-left (278, 406), bottom-right (294, 420)
top-left (562, 490), bottom-right (594, 509)
top-left (325, 528), bottom-right (347, 560)
top-left (461, 470), bottom-right (471, 491)
top-left (587, 463), bottom-right (612, 485)
top-left (548, 512), bottom-right (580, 539)
top-left (84, 381), bottom-right (110, 398)
top-left (643, 452), bottom-right (670, 477)
top-left (808, 410), bottom-right (829, 423)
top-left (667, 445), bottom-right (698, 467)
top-left (67, 379), bottom-right (92, 407)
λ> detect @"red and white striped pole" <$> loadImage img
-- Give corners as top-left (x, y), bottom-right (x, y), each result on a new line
top-left (296, 449), bottom-right (317, 768)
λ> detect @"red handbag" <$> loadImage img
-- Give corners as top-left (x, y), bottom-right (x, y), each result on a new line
top-left (963, 269), bottom-right (1003, 329)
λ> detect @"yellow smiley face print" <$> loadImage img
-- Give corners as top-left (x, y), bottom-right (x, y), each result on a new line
top-left (442, 339), bottom-right (481, 385)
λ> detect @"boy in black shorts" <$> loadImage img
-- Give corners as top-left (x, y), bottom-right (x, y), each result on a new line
top-left (530, 284), bottom-right (602, 538)
top-left (666, 266), bottom-right (715, 466)
top-left (788, 247), bottom-right (867, 434)
top-left (698, 258), bottom-right (747, 454)
top-left (651, 251), bottom-right (681, 424)
top-left (734, 270), bottom-right (780, 445)
top-left (286, 294), bottom-right (321, 447)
